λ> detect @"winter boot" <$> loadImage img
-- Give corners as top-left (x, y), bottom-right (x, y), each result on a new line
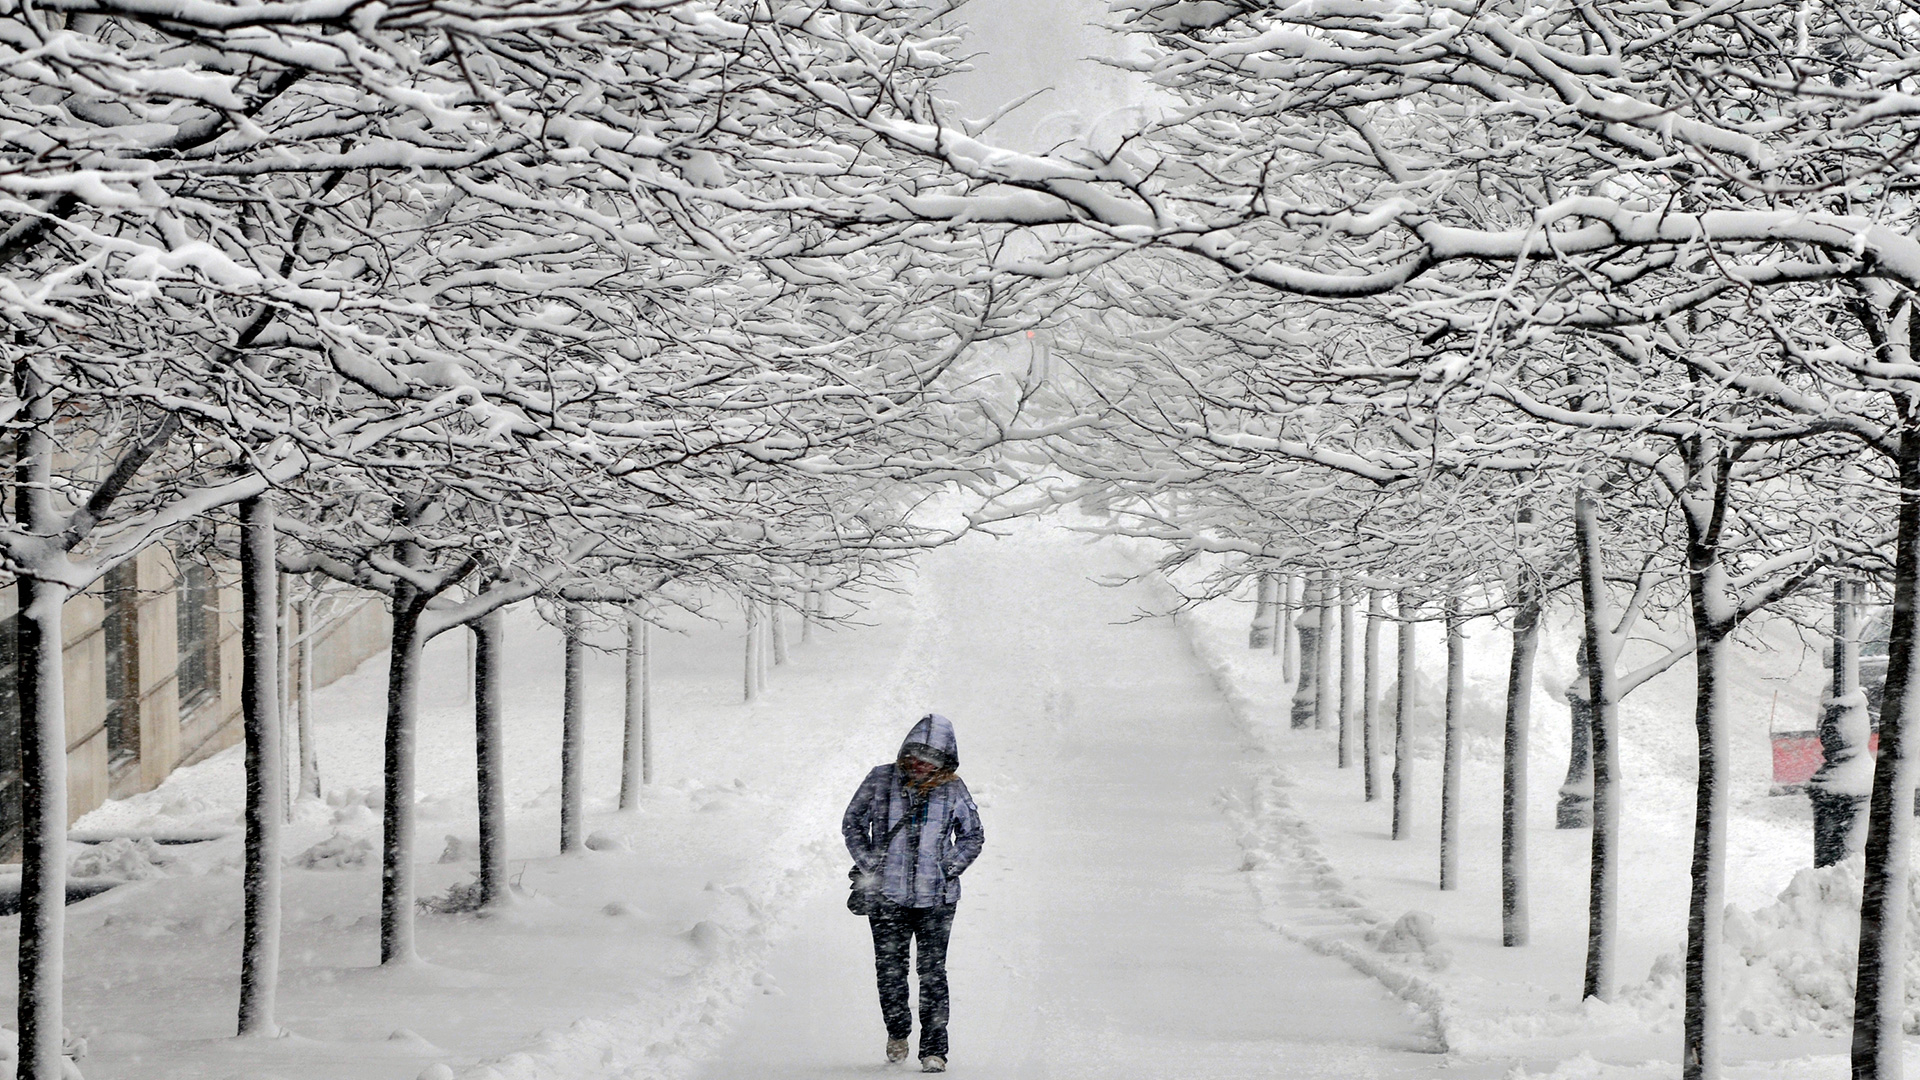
top-left (921, 1056), bottom-right (947, 1073)
top-left (886, 1039), bottom-right (910, 1064)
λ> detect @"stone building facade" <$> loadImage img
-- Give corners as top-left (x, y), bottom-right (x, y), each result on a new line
top-left (0, 545), bottom-right (390, 853)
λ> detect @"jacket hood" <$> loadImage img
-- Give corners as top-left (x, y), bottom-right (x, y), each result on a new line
top-left (898, 713), bottom-right (959, 771)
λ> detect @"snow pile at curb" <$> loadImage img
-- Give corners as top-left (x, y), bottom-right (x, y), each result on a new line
top-left (1615, 855), bottom-right (1920, 1036)
top-left (69, 838), bottom-right (169, 881)
top-left (1142, 544), bottom-right (1874, 1064)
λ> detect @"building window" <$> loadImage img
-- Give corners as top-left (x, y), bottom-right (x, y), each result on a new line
top-left (175, 561), bottom-right (219, 714)
top-left (103, 562), bottom-right (140, 772)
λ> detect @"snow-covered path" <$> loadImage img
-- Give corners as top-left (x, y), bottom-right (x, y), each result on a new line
top-left (693, 531), bottom-right (1440, 1079)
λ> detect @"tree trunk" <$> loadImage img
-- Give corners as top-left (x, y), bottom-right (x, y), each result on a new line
top-left (743, 601), bottom-right (760, 702)
top-left (1338, 585), bottom-right (1356, 768)
top-left (463, 610), bottom-right (476, 705)
top-left (13, 358), bottom-right (71, 1080)
top-left (1503, 589), bottom-right (1541, 947)
top-left (474, 608), bottom-right (506, 908)
top-left (1392, 591), bottom-right (1416, 840)
top-left (1682, 625), bottom-right (1730, 1080)
top-left (1576, 490), bottom-right (1619, 1002)
top-left (1853, 443), bottom-right (1920, 1080)
top-left (276, 571), bottom-right (292, 822)
top-left (1812, 579), bottom-right (1871, 867)
top-left (1314, 572), bottom-right (1336, 731)
top-left (14, 576), bottom-right (68, 1080)
top-left (801, 577), bottom-right (815, 644)
top-left (1584, 684), bottom-right (1622, 996)
top-left (642, 617), bottom-right (652, 786)
top-left (1250, 572), bottom-right (1276, 650)
top-left (770, 593), bottom-right (789, 665)
top-left (620, 610), bottom-right (651, 809)
top-left (380, 592), bottom-right (426, 966)
top-left (1440, 596), bottom-right (1464, 891)
top-left (1363, 588), bottom-right (1383, 802)
top-left (1281, 574), bottom-right (1297, 683)
top-left (1291, 576), bottom-right (1322, 730)
top-left (296, 594), bottom-right (320, 801)
top-left (238, 494), bottom-right (283, 1036)
top-left (758, 601), bottom-right (772, 686)
top-left (561, 603), bottom-right (586, 854)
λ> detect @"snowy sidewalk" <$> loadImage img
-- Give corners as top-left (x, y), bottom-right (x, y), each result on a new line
top-left (45, 579), bottom-right (938, 1080)
top-left (1172, 570), bottom-right (1920, 1078)
top-left (30, 525), bottom-right (1541, 1080)
top-left (691, 528), bottom-right (1446, 1079)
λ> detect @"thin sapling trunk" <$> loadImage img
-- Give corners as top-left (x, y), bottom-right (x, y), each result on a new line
top-left (296, 594), bottom-right (320, 800)
top-left (381, 586), bottom-right (429, 965)
top-left (238, 494), bottom-right (283, 1036)
top-left (1281, 574), bottom-right (1297, 683)
top-left (1364, 588), bottom-right (1383, 802)
top-left (1338, 585), bottom-right (1356, 768)
top-left (1440, 596), bottom-right (1463, 891)
top-left (620, 610), bottom-right (651, 809)
top-left (14, 363), bottom-right (70, 1080)
top-left (743, 601), bottom-right (760, 702)
top-left (14, 577), bottom-right (68, 1080)
top-left (1250, 572), bottom-right (1276, 650)
top-left (277, 571), bottom-right (292, 821)
top-left (771, 593), bottom-right (788, 666)
top-left (1392, 591), bottom-right (1416, 840)
top-left (1682, 622), bottom-right (1731, 1079)
top-left (1503, 588), bottom-right (1541, 947)
top-left (1291, 575), bottom-right (1322, 730)
top-left (1314, 572), bottom-right (1335, 731)
top-left (1852, 444), bottom-right (1920, 1080)
top-left (561, 603), bottom-right (586, 853)
top-left (1576, 490), bottom-right (1620, 1003)
top-left (474, 609), bottom-right (506, 907)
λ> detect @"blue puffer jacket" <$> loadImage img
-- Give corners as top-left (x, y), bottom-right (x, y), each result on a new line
top-left (841, 714), bottom-right (985, 908)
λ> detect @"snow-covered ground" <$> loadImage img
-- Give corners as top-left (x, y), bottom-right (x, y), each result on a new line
top-left (9, 521), bottom-right (1900, 1079)
top-left (1173, 563), bottom-right (1917, 1077)
top-left (48, 578), bottom-right (938, 1080)
top-left (688, 523), bottom-right (1449, 1080)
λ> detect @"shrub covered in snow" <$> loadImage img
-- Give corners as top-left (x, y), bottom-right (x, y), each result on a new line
top-left (293, 833), bottom-right (373, 871)
top-left (420, 876), bottom-right (489, 915)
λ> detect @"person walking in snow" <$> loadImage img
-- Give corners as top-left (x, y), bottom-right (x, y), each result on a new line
top-left (841, 713), bottom-right (986, 1073)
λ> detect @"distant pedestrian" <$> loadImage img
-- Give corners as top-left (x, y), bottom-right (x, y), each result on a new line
top-left (841, 713), bottom-right (985, 1073)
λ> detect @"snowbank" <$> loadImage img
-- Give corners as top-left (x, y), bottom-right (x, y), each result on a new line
top-left (1144, 548), bottom-right (1847, 1070)
top-left (1610, 855), bottom-right (1920, 1037)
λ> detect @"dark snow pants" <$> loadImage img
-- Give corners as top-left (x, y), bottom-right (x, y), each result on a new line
top-left (868, 900), bottom-right (957, 1058)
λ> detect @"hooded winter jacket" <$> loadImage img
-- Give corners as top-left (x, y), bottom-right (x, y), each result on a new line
top-left (842, 714), bottom-right (985, 908)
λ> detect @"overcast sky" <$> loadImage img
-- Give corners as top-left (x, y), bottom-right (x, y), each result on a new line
top-left (938, 0), bottom-right (1148, 151)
